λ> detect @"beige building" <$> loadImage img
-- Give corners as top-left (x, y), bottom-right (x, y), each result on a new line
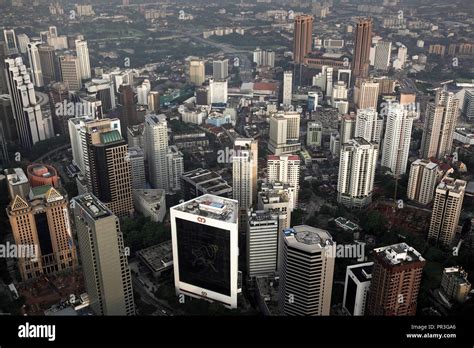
top-left (59, 55), bottom-right (82, 91)
top-left (354, 79), bottom-right (379, 109)
top-left (440, 266), bottom-right (471, 303)
top-left (188, 58), bottom-right (205, 85)
top-left (268, 111), bottom-right (301, 155)
top-left (267, 154), bottom-right (300, 210)
top-left (407, 159), bottom-right (438, 205)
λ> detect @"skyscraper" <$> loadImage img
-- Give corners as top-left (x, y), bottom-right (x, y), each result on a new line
top-left (232, 138), bottom-right (258, 209)
top-left (420, 89), bottom-right (459, 159)
top-left (306, 121), bottom-right (322, 147)
top-left (337, 138), bottom-right (378, 208)
top-left (38, 44), bottom-right (57, 84)
top-left (166, 145), bottom-right (184, 192)
top-left (406, 159), bottom-right (438, 205)
top-left (5, 57), bottom-right (53, 149)
top-left (75, 39), bottom-right (91, 80)
top-left (279, 225), bottom-right (335, 316)
top-left (188, 58), bottom-right (205, 85)
top-left (355, 108), bottom-right (383, 144)
top-left (27, 42), bottom-right (44, 87)
top-left (212, 58), bottom-right (228, 80)
top-left (73, 194), bottom-right (135, 315)
top-left (462, 89), bottom-right (474, 122)
top-left (118, 84), bottom-right (138, 135)
top-left (374, 41), bottom-right (392, 71)
top-left (428, 178), bottom-right (466, 247)
top-left (268, 111), bottom-right (301, 155)
top-left (283, 71), bottom-right (293, 106)
top-left (354, 79), bottom-right (379, 109)
top-left (367, 243), bottom-right (425, 316)
top-left (170, 194), bottom-right (240, 309)
top-left (145, 114), bottom-right (169, 191)
top-left (352, 18), bottom-right (373, 80)
top-left (340, 113), bottom-right (356, 144)
top-left (343, 262), bottom-right (373, 316)
top-left (128, 146), bottom-right (145, 189)
top-left (59, 55), bottom-right (82, 91)
top-left (381, 102), bottom-right (417, 176)
top-left (267, 155), bottom-right (300, 210)
top-left (3, 29), bottom-right (18, 55)
top-left (293, 15), bottom-right (314, 64)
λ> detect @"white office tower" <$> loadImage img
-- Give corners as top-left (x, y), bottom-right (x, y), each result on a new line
top-left (171, 195), bottom-right (240, 309)
top-left (325, 67), bottom-right (334, 98)
top-left (233, 138), bottom-right (258, 209)
top-left (381, 102), bottom-right (417, 176)
top-left (4, 57), bottom-right (53, 149)
top-left (340, 113), bottom-right (356, 144)
top-left (397, 45), bottom-right (407, 68)
top-left (307, 121), bottom-right (322, 147)
top-left (145, 114), bottom-right (169, 191)
top-left (407, 159), bottom-right (438, 205)
top-left (268, 111), bottom-right (301, 155)
top-left (337, 138), bottom-right (378, 208)
top-left (354, 80), bottom-right (379, 109)
top-left (75, 39), bottom-right (91, 80)
top-left (26, 42), bottom-right (44, 88)
top-left (330, 132), bottom-right (340, 157)
top-left (374, 41), bottom-right (392, 71)
top-left (213, 59), bottom-right (228, 80)
top-left (332, 81), bottom-right (348, 102)
top-left (420, 89), bottom-right (459, 159)
top-left (355, 108), bottom-right (383, 145)
top-left (279, 226), bottom-right (335, 316)
top-left (342, 262), bottom-right (373, 316)
top-left (128, 146), bottom-right (146, 189)
top-left (137, 79), bottom-right (151, 106)
top-left (247, 210), bottom-right (279, 278)
top-left (462, 89), bottom-right (474, 122)
top-left (73, 194), bottom-right (135, 315)
top-left (283, 71), bottom-right (293, 106)
top-left (3, 29), bottom-right (18, 55)
top-left (267, 155), bottom-right (300, 210)
top-left (209, 78), bottom-right (228, 104)
top-left (258, 183), bottom-right (293, 230)
top-left (166, 145), bottom-right (184, 192)
top-left (428, 178), bottom-right (466, 248)
top-left (59, 55), bottom-right (82, 91)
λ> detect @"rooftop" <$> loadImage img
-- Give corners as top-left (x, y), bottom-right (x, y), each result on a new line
top-left (348, 262), bottom-right (373, 283)
top-left (74, 194), bottom-right (112, 220)
top-left (137, 241), bottom-right (173, 274)
top-left (172, 194), bottom-right (238, 223)
top-left (283, 225), bottom-right (334, 252)
top-left (373, 242), bottom-right (425, 266)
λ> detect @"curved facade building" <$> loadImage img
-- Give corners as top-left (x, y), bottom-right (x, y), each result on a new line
top-left (27, 163), bottom-right (60, 188)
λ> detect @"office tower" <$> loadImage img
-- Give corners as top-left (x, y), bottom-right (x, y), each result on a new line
top-left (85, 79), bottom-right (115, 112)
top-left (258, 183), bottom-right (293, 230)
top-left (381, 102), bottom-right (417, 176)
top-left (355, 108), bottom-right (383, 144)
top-left (27, 163), bottom-right (59, 188)
top-left (374, 41), bottom-right (392, 71)
top-left (440, 266), bottom-right (471, 303)
top-left (7, 177), bottom-right (77, 281)
top-left (209, 78), bottom-right (228, 104)
top-left (325, 67), bottom-right (334, 98)
top-left (247, 210), bottom-right (279, 278)
top-left (27, 42), bottom-right (44, 87)
top-left (170, 194), bottom-right (240, 309)
top-left (119, 85), bottom-right (138, 135)
top-left (181, 168), bottom-right (232, 200)
top-left (330, 132), bottom-right (340, 157)
top-left (3, 29), bottom-right (18, 55)
top-left (137, 79), bottom-right (151, 106)
top-left (397, 45), bottom-right (407, 68)
top-left (462, 89), bottom-right (474, 122)
top-left (145, 114), bottom-right (169, 191)
top-left (49, 82), bottom-right (70, 136)
top-left (75, 39), bottom-right (91, 80)
top-left (279, 225), bottom-right (335, 316)
top-left (367, 243), bottom-right (425, 316)
top-left (343, 262), bottom-right (373, 316)
top-left (0, 42), bottom-right (7, 93)
top-left (166, 145), bottom-right (184, 192)
top-left (59, 55), bottom-right (82, 91)
top-left (188, 58), bottom-right (205, 85)
top-left (338, 69), bottom-right (352, 88)
top-left (38, 44), bottom-right (57, 84)
top-left (148, 91), bottom-right (160, 113)
top-left (406, 159), bottom-right (438, 205)
top-left (268, 111), bottom-right (301, 155)
top-left (16, 33), bottom-right (30, 54)
top-left (337, 138), bottom-right (378, 208)
top-left (73, 194), bottom-right (135, 315)
top-left (213, 58), bottom-right (228, 80)
top-left (307, 121), bottom-right (322, 147)
top-left (428, 178), bottom-right (466, 247)
top-left (267, 155), bottom-right (300, 210)
top-left (293, 15), bottom-right (314, 64)
top-left (128, 146), bottom-right (145, 189)
top-left (340, 113), bottom-right (356, 144)
top-left (352, 18), bottom-right (373, 79)
top-left (354, 79), bottom-right (379, 109)
top-left (0, 94), bottom-right (17, 146)
top-left (332, 81), bottom-right (348, 102)
top-left (283, 71), bottom-right (293, 106)
top-left (421, 90), bottom-right (459, 159)
top-left (5, 57), bottom-right (53, 149)
top-left (233, 138), bottom-right (258, 209)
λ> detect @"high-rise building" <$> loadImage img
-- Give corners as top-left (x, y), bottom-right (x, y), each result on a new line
top-left (462, 89), bottom-right (474, 122)
top-left (145, 114), bottom-right (169, 191)
top-left (355, 108), bottom-right (383, 144)
top-left (374, 41), bottom-right (392, 71)
top-left (59, 55), bottom-right (82, 91)
top-left (75, 39), bottom-right (91, 80)
top-left (137, 79), bottom-right (151, 106)
top-left (306, 121), bottom-right (322, 147)
top-left (166, 145), bottom-right (184, 192)
top-left (16, 33), bottom-right (30, 54)
top-left (27, 42), bottom-right (44, 87)
top-left (258, 182), bottom-right (293, 230)
top-left (212, 58), bottom-right (228, 80)
top-left (148, 91), bottom-right (160, 113)
top-left (366, 243), bottom-right (425, 316)
top-left (232, 138), bottom-right (258, 209)
top-left (428, 178), bottom-right (466, 247)
top-left (343, 262), bottom-right (373, 316)
top-left (73, 194), bottom-right (135, 315)
top-left (128, 146), bottom-right (145, 189)
top-left (268, 111), bottom-right (301, 155)
top-left (406, 159), bottom-right (438, 205)
top-left (354, 79), bottom-right (379, 109)
top-left (5, 57), bottom-right (53, 149)
top-left (440, 266), bottom-right (471, 304)
top-left (209, 78), bottom-right (228, 105)
top-left (38, 44), bottom-right (57, 84)
top-left (283, 71), bottom-right (293, 106)
top-left (381, 102), bottom-right (417, 176)
top-left (188, 58), bottom-right (205, 85)
top-left (7, 173), bottom-right (77, 281)
top-left (340, 113), bottom-right (356, 144)
top-left (420, 90), bottom-right (459, 159)
top-left (352, 18), bottom-right (373, 79)
top-left (267, 155), bottom-right (300, 210)
top-left (118, 84), bottom-right (138, 135)
top-left (3, 29), bottom-right (18, 55)
top-left (279, 225), bottom-right (335, 315)
top-left (247, 210), bottom-right (279, 278)
top-left (170, 195), bottom-right (240, 309)
top-left (337, 138), bottom-right (378, 208)
top-left (293, 15), bottom-right (314, 64)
